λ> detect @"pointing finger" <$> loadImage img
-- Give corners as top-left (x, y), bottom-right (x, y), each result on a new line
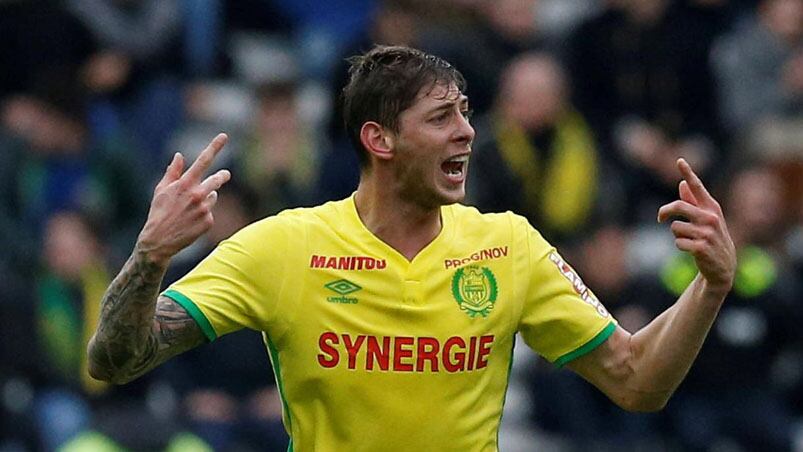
top-left (184, 133), bottom-right (228, 182)
top-left (677, 158), bottom-right (712, 205)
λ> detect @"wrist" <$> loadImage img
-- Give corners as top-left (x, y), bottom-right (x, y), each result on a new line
top-left (697, 274), bottom-right (732, 302)
top-left (134, 239), bottom-right (173, 268)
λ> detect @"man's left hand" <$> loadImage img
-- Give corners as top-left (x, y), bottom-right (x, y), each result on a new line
top-left (657, 158), bottom-right (737, 295)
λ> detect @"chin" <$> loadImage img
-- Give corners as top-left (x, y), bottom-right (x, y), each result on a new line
top-left (436, 186), bottom-right (466, 206)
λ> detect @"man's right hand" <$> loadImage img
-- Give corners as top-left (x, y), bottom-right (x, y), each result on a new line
top-left (137, 133), bottom-right (231, 266)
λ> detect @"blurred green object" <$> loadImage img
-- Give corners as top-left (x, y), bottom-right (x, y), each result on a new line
top-left (660, 246), bottom-right (777, 298)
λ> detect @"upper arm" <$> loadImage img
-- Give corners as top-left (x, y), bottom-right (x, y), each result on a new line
top-left (88, 295), bottom-right (206, 384)
top-left (518, 229), bottom-right (617, 364)
top-left (566, 326), bottom-right (668, 412)
top-left (151, 294), bottom-right (207, 357)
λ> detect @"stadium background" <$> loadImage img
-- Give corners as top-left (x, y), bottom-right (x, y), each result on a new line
top-left (0, 0), bottom-right (802, 450)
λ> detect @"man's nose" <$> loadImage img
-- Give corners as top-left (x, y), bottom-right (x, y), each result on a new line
top-left (455, 114), bottom-right (475, 145)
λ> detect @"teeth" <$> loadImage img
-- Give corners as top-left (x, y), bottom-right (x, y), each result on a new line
top-left (443, 154), bottom-right (467, 178)
top-left (446, 155), bottom-right (469, 163)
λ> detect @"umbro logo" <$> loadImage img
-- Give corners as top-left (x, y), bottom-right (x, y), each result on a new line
top-left (324, 279), bottom-right (361, 304)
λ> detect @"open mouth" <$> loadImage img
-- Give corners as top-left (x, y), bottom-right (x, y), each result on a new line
top-left (441, 155), bottom-right (468, 178)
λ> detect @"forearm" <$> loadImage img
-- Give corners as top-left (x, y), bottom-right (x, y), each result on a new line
top-left (570, 159), bottom-right (735, 412)
top-left (88, 246), bottom-right (168, 383)
top-left (628, 274), bottom-right (727, 397)
top-left (88, 134), bottom-right (229, 383)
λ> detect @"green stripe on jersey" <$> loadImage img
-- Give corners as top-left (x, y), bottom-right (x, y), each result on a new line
top-left (554, 321), bottom-right (616, 368)
top-left (163, 289), bottom-right (217, 341)
top-left (266, 335), bottom-right (293, 434)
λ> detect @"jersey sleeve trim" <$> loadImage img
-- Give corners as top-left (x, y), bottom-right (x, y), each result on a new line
top-left (554, 321), bottom-right (616, 368)
top-left (163, 289), bottom-right (218, 342)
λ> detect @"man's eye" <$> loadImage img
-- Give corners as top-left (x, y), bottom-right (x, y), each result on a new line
top-left (461, 109), bottom-right (474, 121)
top-left (431, 112), bottom-right (450, 123)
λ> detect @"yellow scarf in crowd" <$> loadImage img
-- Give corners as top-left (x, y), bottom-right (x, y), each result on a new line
top-left (38, 264), bottom-right (109, 395)
top-left (493, 110), bottom-right (598, 235)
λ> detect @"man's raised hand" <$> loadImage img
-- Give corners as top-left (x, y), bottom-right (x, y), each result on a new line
top-left (657, 158), bottom-right (736, 294)
top-left (137, 133), bottom-right (232, 266)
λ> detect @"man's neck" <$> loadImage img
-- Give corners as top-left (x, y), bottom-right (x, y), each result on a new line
top-left (354, 179), bottom-right (442, 262)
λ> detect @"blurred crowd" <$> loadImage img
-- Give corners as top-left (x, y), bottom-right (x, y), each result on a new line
top-left (0, 0), bottom-right (802, 451)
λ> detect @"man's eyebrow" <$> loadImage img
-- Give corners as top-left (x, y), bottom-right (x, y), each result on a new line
top-left (427, 95), bottom-right (469, 114)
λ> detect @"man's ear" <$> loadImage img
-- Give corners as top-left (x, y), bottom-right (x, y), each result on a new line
top-left (360, 122), bottom-right (394, 161)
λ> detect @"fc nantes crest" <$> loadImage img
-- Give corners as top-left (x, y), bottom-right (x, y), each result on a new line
top-left (451, 265), bottom-right (498, 318)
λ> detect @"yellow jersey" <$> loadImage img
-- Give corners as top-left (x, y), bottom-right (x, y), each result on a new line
top-left (164, 196), bottom-right (616, 452)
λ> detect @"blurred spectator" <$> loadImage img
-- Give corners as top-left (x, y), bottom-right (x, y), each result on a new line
top-left (66, 0), bottom-right (187, 171)
top-left (162, 182), bottom-right (288, 452)
top-left (237, 81), bottom-right (319, 216)
top-left (29, 211), bottom-right (210, 451)
top-left (726, 162), bottom-right (793, 251)
top-left (421, 0), bottom-right (549, 116)
top-left (567, 0), bottom-right (724, 224)
top-left (0, 74), bottom-right (149, 271)
top-left (640, 164), bottom-right (802, 451)
top-left (711, 0), bottom-right (803, 135)
top-left (468, 52), bottom-right (600, 247)
top-left (31, 211), bottom-right (109, 450)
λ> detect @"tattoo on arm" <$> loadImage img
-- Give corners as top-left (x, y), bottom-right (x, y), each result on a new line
top-left (88, 251), bottom-right (205, 384)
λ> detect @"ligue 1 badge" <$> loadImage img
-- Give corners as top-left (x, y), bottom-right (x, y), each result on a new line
top-left (451, 265), bottom-right (498, 318)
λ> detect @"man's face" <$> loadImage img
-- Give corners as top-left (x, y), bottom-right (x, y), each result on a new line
top-left (500, 57), bottom-right (566, 131)
top-left (389, 82), bottom-right (475, 208)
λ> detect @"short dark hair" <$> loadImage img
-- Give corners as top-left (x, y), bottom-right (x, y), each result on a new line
top-left (341, 45), bottom-right (466, 167)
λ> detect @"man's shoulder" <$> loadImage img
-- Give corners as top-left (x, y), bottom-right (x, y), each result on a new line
top-left (232, 198), bottom-right (349, 242)
top-left (449, 203), bottom-right (524, 222)
top-left (447, 203), bottom-right (531, 234)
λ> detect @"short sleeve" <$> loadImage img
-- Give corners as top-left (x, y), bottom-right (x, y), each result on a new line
top-left (163, 217), bottom-right (290, 340)
top-left (518, 225), bottom-right (616, 367)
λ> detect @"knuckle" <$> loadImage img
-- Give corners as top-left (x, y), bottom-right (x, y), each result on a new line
top-left (174, 176), bottom-right (191, 188)
top-left (702, 212), bottom-right (718, 225)
top-left (189, 189), bottom-right (206, 203)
